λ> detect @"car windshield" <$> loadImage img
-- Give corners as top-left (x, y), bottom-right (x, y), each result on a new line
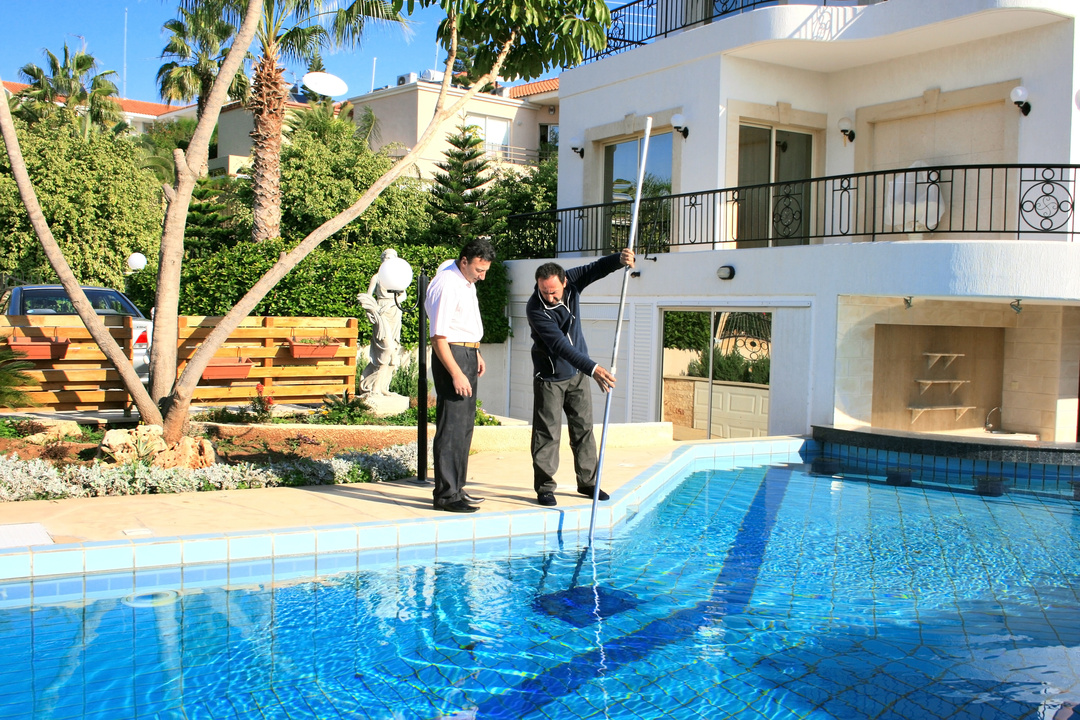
top-left (21, 289), bottom-right (142, 317)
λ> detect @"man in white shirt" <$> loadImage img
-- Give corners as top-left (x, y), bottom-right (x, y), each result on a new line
top-left (424, 238), bottom-right (495, 513)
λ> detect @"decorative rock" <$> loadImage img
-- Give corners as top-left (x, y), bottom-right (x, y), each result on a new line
top-left (24, 420), bottom-right (84, 445)
top-left (363, 392), bottom-right (410, 418)
top-left (152, 436), bottom-right (217, 470)
top-left (100, 425), bottom-right (169, 464)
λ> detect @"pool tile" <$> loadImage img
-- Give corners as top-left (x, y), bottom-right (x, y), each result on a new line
top-left (317, 527), bottom-right (360, 553)
top-left (0, 553), bottom-right (31, 582)
top-left (437, 519), bottom-right (475, 544)
top-left (273, 531), bottom-right (317, 556)
top-left (474, 514), bottom-right (511, 540)
top-left (32, 548), bottom-right (83, 577)
top-left (509, 511), bottom-right (546, 537)
top-left (134, 541), bottom-right (182, 569)
top-left (84, 544), bottom-right (135, 575)
top-left (228, 534), bottom-right (273, 561)
top-left (357, 524), bottom-right (397, 550)
top-left (398, 522), bottom-right (437, 547)
top-left (183, 538), bottom-right (228, 565)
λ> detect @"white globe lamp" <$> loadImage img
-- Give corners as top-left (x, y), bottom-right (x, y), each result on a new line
top-left (127, 252), bottom-right (147, 273)
top-left (378, 254), bottom-right (413, 295)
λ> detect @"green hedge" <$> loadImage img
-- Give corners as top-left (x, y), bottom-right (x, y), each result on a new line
top-left (129, 240), bottom-right (512, 347)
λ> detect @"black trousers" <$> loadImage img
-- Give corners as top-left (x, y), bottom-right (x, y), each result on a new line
top-left (431, 344), bottom-right (478, 504)
top-left (531, 371), bottom-right (597, 494)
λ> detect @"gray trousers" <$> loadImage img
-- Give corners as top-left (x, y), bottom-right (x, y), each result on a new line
top-left (432, 345), bottom-right (477, 504)
top-left (532, 372), bottom-right (597, 494)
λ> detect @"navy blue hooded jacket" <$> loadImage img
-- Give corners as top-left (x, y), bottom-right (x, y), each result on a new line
top-left (526, 253), bottom-right (624, 382)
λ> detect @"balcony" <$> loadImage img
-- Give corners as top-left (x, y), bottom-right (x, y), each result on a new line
top-left (583, 0), bottom-right (882, 64)
top-left (506, 164), bottom-right (1080, 256)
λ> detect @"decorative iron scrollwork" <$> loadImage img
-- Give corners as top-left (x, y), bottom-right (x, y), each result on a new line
top-left (1020, 168), bottom-right (1075, 232)
top-left (772, 184), bottom-right (803, 238)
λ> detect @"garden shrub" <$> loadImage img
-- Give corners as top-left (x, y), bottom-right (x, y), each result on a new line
top-left (687, 349), bottom-right (770, 385)
top-left (0, 440), bottom-right (432, 502)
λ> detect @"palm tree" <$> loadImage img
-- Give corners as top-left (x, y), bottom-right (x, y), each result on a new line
top-left (17, 42), bottom-right (123, 136)
top-left (157, 2), bottom-right (251, 119)
top-left (195, 0), bottom-right (405, 242)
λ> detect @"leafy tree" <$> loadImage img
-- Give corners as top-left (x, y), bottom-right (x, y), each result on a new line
top-left (663, 310), bottom-right (710, 351)
top-left (0, 118), bottom-right (163, 289)
top-left (203, 0), bottom-right (406, 243)
top-left (158, 1), bottom-right (252, 118)
top-left (16, 42), bottom-right (123, 138)
top-left (185, 174), bottom-right (250, 258)
top-left (489, 153), bottom-right (557, 258)
top-left (427, 123), bottom-right (498, 247)
top-left (0, 0), bottom-right (609, 446)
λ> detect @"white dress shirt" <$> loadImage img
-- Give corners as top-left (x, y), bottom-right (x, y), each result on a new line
top-left (425, 259), bottom-right (484, 342)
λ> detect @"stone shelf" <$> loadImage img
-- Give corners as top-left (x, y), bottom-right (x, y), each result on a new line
top-left (915, 379), bottom-right (970, 395)
top-left (924, 352), bottom-right (964, 369)
top-left (908, 405), bottom-right (976, 423)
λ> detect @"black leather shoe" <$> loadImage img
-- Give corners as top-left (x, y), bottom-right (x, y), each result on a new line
top-left (577, 486), bottom-right (610, 501)
top-left (463, 492), bottom-right (486, 504)
top-left (433, 500), bottom-right (478, 513)
top-left (537, 492), bottom-right (557, 507)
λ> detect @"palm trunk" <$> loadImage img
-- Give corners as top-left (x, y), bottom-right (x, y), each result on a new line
top-left (249, 50), bottom-right (285, 242)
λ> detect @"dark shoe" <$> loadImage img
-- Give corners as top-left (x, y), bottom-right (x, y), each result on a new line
top-left (433, 499), bottom-right (478, 513)
top-left (537, 492), bottom-right (557, 507)
top-left (578, 486), bottom-right (610, 501)
top-left (463, 492), bottom-right (486, 504)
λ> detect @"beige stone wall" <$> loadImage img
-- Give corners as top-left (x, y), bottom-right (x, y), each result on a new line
top-left (662, 377), bottom-right (695, 428)
top-left (835, 296), bottom-right (1080, 441)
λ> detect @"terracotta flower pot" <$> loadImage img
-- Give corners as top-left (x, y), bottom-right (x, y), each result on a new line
top-left (288, 340), bottom-right (340, 358)
top-left (7, 336), bottom-right (70, 360)
top-left (201, 358), bottom-right (255, 380)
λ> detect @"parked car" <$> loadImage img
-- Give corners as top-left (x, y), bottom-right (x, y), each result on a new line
top-left (0, 285), bottom-right (152, 382)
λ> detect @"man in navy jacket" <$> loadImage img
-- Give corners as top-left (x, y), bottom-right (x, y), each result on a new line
top-left (526, 248), bottom-right (635, 506)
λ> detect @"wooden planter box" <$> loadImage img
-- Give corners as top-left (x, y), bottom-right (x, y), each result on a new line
top-left (202, 358), bottom-right (255, 380)
top-left (7, 336), bottom-right (70, 360)
top-left (288, 340), bottom-right (340, 358)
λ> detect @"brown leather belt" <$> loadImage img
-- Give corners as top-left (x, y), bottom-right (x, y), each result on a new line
top-left (448, 341), bottom-right (480, 348)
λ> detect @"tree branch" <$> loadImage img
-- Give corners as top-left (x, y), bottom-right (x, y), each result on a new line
top-left (169, 22), bottom-right (519, 405)
top-left (0, 73), bottom-right (163, 423)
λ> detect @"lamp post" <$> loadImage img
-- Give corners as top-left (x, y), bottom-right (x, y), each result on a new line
top-left (375, 255), bottom-right (430, 483)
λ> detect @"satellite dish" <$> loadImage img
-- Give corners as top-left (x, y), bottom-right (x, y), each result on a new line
top-left (302, 71), bottom-right (348, 97)
top-left (883, 160), bottom-right (945, 232)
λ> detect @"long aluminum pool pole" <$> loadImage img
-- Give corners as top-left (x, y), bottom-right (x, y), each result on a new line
top-left (588, 116), bottom-right (653, 546)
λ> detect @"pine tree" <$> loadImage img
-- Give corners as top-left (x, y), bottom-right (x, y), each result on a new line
top-left (427, 123), bottom-right (497, 247)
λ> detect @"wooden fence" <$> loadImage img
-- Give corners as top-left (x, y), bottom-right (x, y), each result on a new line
top-left (0, 315), bottom-right (357, 412)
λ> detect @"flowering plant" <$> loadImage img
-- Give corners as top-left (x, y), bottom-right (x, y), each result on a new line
top-left (249, 383), bottom-right (275, 423)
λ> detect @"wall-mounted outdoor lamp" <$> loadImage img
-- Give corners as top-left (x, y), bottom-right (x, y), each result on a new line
top-left (671, 113), bottom-right (689, 139)
top-left (569, 136), bottom-right (585, 158)
top-left (1011, 86), bottom-right (1031, 116)
top-left (716, 265), bottom-right (735, 280)
top-left (548, 105), bottom-right (556, 115)
top-left (838, 117), bottom-right (856, 143)
top-left (1011, 298), bottom-right (1023, 314)
top-left (903, 296), bottom-right (913, 309)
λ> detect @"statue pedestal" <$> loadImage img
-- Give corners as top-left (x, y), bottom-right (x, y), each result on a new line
top-left (361, 392), bottom-right (410, 418)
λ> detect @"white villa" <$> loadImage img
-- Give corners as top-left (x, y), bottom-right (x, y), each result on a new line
top-left (480, 0), bottom-right (1080, 444)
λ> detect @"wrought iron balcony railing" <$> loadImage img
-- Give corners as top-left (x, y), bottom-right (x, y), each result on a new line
top-left (584, 0), bottom-right (868, 64)
top-left (505, 164), bottom-right (1080, 257)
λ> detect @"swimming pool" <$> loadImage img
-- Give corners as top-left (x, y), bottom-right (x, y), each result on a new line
top-left (2, 450), bottom-right (1080, 719)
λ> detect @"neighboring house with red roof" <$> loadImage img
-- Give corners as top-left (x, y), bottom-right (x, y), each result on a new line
top-left (1, 80), bottom-right (195, 133)
top-left (213, 73), bottom-right (560, 179)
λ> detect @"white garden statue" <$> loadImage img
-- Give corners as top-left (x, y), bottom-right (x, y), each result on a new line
top-left (356, 249), bottom-right (412, 416)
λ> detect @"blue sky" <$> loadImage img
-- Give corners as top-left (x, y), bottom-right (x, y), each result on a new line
top-left (0, 0), bottom-right (505, 104)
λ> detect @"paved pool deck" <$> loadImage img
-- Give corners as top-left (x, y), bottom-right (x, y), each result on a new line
top-left (0, 441), bottom-right (683, 547)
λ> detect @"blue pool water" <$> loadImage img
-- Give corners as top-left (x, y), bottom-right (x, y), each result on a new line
top-left (3, 459), bottom-right (1080, 719)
